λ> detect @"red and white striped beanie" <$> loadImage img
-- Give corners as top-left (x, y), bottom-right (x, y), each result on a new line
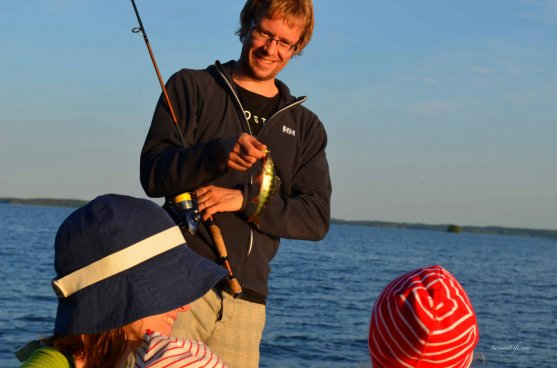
top-left (369, 265), bottom-right (479, 368)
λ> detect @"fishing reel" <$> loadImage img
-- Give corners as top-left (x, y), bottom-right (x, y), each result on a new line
top-left (166, 192), bottom-right (201, 235)
top-left (166, 192), bottom-right (244, 298)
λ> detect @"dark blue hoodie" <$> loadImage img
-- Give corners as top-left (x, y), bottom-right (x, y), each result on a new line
top-left (140, 60), bottom-right (331, 303)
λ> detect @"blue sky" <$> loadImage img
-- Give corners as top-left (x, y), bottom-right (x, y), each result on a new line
top-left (1, 1), bottom-right (556, 230)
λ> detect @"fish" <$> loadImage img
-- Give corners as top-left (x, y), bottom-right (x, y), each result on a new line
top-left (248, 150), bottom-right (279, 227)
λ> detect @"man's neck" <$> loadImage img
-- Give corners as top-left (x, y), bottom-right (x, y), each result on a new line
top-left (232, 62), bottom-right (279, 98)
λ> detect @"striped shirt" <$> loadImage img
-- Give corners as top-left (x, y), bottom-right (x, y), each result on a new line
top-left (135, 331), bottom-right (228, 368)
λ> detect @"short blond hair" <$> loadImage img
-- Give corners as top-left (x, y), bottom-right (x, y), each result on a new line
top-left (236, 0), bottom-right (314, 55)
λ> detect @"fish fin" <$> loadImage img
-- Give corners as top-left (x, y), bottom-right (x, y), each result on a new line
top-left (247, 215), bottom-right (261, 227)
top-left (273, 175), bottom-right (282, 193)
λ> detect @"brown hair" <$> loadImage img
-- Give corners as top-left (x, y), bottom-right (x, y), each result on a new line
top-left (44, 325), bottom-right (142, 367)
top-left (236, 0), bottom-right (314, 55)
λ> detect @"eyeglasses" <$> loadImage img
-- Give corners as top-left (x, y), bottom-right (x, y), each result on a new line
top-left (251, 26), bottom-right (297, 52)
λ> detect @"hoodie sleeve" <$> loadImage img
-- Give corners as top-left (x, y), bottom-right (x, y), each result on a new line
top-left (140, 70), bottom-right (239, 198)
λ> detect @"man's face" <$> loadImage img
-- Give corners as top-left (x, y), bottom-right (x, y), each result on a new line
top-left (240, 15), bottom-right (303, 82)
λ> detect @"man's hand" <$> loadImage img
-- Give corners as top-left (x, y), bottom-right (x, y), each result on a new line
top-left (195, 185), bottom-right (243, 221)
top-left (228, 133), bottom-right (267, 171)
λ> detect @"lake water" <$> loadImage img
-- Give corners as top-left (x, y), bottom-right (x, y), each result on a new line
top-left (1, 203), bottom-right (556, 367)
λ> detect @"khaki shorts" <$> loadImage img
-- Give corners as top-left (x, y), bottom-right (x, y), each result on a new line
top-left (172, 289), bottom-right (266, 368)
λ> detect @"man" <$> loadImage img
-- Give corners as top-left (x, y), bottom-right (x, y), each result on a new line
top-left (140, 0), bottom-right (331, 366)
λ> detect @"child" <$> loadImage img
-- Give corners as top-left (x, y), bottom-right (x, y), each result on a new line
top-left (369, 265), bottom-right (479, 368)
top-left (18, 194), bottom-right (229, 367)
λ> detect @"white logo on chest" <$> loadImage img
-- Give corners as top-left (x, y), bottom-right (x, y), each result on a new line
top-left (282, 125), bottom-right (296, 136)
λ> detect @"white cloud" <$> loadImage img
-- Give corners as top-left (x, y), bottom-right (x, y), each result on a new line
top-left (402, 100), bottom-right (462, 119)
top-left (395, 73), bottom-right (437, 84)
top-left (470, 66), bottom-right (492, 74)
top-left (518, 0), bottom-right (557, 23)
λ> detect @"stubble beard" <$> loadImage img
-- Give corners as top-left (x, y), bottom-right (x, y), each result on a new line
top-left (239, 46), bottom-right (282, 82)
top-left (250, 57), bottom-right (279, 81)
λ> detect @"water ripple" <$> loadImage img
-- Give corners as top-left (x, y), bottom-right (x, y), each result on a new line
top-left (1, 205), bottom-right (556, 368)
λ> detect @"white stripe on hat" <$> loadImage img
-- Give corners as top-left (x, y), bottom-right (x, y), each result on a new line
top-left (424, 325), bottom-right (477, 348)
top-left (420, 328), bottom-right (478, 362)
top-left (52, 226), bottom-right (185, 298)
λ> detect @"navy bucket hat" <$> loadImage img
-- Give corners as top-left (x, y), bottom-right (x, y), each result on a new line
top-left (52, 194), bottom-right (227, 335)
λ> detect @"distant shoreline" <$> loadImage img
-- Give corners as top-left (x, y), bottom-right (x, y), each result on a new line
top-left (1, 197), bottom-right (555, 240)
top-left (0, 197), bottom-right (88, 209)
top-left (331, 219), bottom-right (557, 241)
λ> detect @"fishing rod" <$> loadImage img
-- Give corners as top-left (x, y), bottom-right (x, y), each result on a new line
top-left (130, 0), bottom-right (184, 146)
top-left (130, 0), bottom-right (242, 298)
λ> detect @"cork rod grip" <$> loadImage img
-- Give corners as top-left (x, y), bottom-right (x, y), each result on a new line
top-left (208, 223), bottom-right (243, 298)
top-left (209, 224), bottom-right (228, 257)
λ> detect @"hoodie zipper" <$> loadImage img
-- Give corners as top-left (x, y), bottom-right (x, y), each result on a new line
top-left (216, 67), bottom-right (254, 137)
top-left (261, 96), bottom-right (307, 134)
top-left (216, 66), bottom-right (307, 139)
top-left (215, 64), bottom-right (304, 259)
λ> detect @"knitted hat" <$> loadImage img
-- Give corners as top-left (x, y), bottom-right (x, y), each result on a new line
top-left (369, 265), bottom-right (479, 368)
top-left (52, 194), bottom-right (228, 335)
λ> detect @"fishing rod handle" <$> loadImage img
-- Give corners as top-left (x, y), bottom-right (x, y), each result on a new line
top-left (208, 223), bottom-right (243, 297)
top-left (228, 278), bottom-right (243, 298)
top-left (208, 223), bottom-right (228, 258)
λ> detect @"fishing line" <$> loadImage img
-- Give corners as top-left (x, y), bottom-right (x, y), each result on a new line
top-left (130, 0), bottom-right (242, 298)
top-left (130, 0), bottom-right (185, 147)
